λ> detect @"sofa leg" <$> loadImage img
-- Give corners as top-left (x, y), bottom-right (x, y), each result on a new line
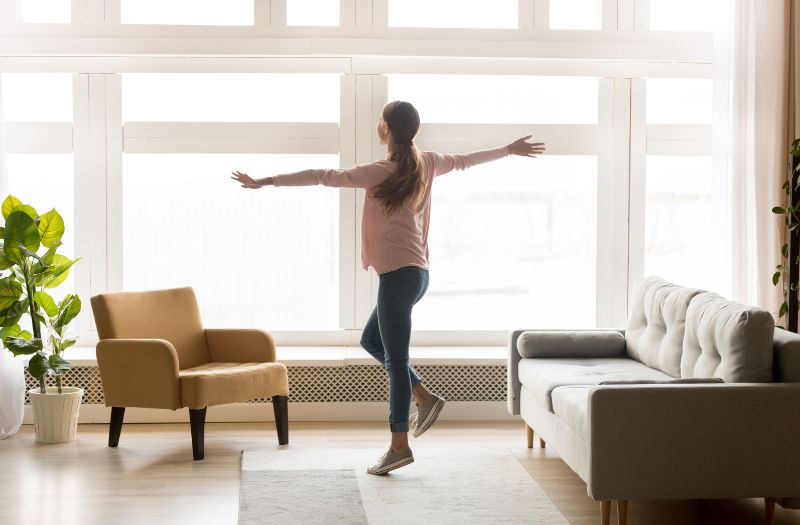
top-left (600, 501), bottom-right (611, 525)
top-left (765, 497), bottom-right (776, 525)
top-left (109, 407), bottom-right (125, 447)
top-left (616, 500), bottom-right (628, 525)
top-left (526, 424), bottom-right (533, 448)
top-left (539, 437), bottom-right (546, 448)
top-left (189, 407), bottom-right (207, 461)
top-left (273, 395), bottom-right (289, 445)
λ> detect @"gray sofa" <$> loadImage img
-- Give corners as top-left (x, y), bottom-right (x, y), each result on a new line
top-left (507, 276), bottom-right (800, 525)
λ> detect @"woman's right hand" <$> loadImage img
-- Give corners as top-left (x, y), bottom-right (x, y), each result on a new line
top-left (231, 171), bottom-right (262, 189)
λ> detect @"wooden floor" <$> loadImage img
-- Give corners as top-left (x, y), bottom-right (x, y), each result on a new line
top-left (0, 421), bottom-right (796, 525)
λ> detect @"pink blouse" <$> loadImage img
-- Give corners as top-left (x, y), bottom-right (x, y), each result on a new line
top-left (272, 146), bottom-right (510, 275)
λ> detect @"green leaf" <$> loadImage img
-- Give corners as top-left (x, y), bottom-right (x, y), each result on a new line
top-left (783, 243), bottom-right (790, 257)
top-left (18, 330), bottom-right (32, 340)
top-left (27, 352), bottom-right (49, 381)
top-left (41, 241), bottom-right (62, 266)
top-left (779, 302), bottom-right (788, 317)
top-left (0, 277), bottom-right (23, 311)
top-left (54, 295), bottom-right (81, 332)
top-left (60, 337), bottom-right (77, 352)
top-left (10, 204), bottom-right (38, 222)
top-left (3, 211), bottom-right (40, 264)
top-left (773, 271), bottom-right (781, 286)
top-left (37, 209), bottom-right (64, 248)
top-left (4, 336), bottom-right (43, 356)
top-left (39, 255), bottom-right (78, 289)
top-left (48, 354), bottom-right (70, 375)
top-left (774, 206), bottom-right (787, 214)
top-left (0, 324), bottom-right (21, 340)
top-left (1, 196), bottom-right (22, 220)
top-left (0, 248), bottom-right (13, 271)
top-left (33, 291), bottom-right (58, 317)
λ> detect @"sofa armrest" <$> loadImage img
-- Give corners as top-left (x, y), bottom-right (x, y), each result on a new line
top-left (517, 330), bottom-right (626, 358)
top-left (587, 383), bottom-right (800, 501)
top-left (204, 328), bottom-right (276, 363)
top-left (96, 339), bottom-right (181, 410)
top-left (507, 329), bottom-right (625, 416)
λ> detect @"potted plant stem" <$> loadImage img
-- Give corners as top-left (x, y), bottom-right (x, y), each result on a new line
top-left (0, 195), bottom-right (82, 443)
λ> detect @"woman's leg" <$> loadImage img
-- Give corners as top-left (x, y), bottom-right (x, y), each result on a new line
top-left (376, 267), bottom-right (427, 443)
top-left (360, 306), bottom-right (423, 387)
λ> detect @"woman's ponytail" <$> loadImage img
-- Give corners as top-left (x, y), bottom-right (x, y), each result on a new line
top-left (373, 101), bottom-right (426, 215)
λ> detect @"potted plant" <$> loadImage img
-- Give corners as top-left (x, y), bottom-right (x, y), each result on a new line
top-left (0, 195), bottom-right (82, 443)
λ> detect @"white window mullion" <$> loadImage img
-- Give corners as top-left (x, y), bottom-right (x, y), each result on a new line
top-left (634, 0), bottom-right (650, 31)
top-left (105, 74), bottom-right (123, 295)
top-left (628, 78), bottom-right (647, 291)
top-left (339, 75), bottom-right (357, 330)
top-left (597, 78), bottom-right (631, 328)
top-left (518, 0), bottom-right (534, 31)
top-left (532, 0), bottom-right (549, 30)
top-left (601, 0), bottom-right (618, 30)
top-left (340, 0), bottom-right (356, 27)
top-left (270, 0), bottom-right (287, 27)
top-left (371, 0), bottom-right (387, 28)
top-left (0, 0), bottom-right (15, 26)
top-left (254, 0), bottom-right (270, 28)
top-left (617, 0), bottom-right (636, 30)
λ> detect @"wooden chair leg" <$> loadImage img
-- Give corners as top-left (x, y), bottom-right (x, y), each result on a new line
top-left (765, 497), bottom-right (776, 525)
top-left (189, 407), bottom-right (207, 461)
top-left (600, 501), bottom-right (611, 525)
top-left (108, 407), bottom-right (125, 447)
top-left (526, 424), bottom-right (533, 448)
top-left (539, 437), bottom-right (546, 448)
top-left (272, 395), bottom-right (289, 445)
top-left (617, 500), bottom-right (628, 525)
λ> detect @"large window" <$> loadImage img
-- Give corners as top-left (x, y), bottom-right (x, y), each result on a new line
top-left (2, 0), bottom-right (733, 343)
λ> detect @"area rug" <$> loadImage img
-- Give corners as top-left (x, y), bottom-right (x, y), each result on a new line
top-left (239, 447), bottom-right (570, 525)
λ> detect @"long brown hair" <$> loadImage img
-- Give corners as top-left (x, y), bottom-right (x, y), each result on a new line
top-left (373, 101), bottom-right (426, 215)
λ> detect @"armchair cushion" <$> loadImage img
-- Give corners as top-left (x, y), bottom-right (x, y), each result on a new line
top-left (516, 330), bottom-right (625, 358)
top-left (179, 362), bottom-right (289, 409)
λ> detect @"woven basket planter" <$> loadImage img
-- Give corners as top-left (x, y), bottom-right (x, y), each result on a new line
top-left (28, 387), bottom-right (83, 443)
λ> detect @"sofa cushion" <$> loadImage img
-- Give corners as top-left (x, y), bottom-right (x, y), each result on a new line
top-left (681, 292), bottom-right (775, 382)
top-left (625, 276), bottom-right (703, 377)
top-left (517, 330), bottom-right (626, 358)
top-left (551, 386), bottom-right (591, 442)
top-left (517, 357), bottom-right (673, 411)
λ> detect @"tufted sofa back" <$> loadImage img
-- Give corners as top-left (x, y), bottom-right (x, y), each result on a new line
top-left (625, 276), bottom-right (703, 377)
top-left (681, 292), bottom-right (774, 382)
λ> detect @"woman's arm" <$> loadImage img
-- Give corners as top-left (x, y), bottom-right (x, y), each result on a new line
top-left (231, 163), bottom-right (377, 190)
top-left (427, 135), bottom-right (546, 178)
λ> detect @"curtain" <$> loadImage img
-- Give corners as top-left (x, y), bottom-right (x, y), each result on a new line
top-left (728, 0), bottom-right (795, 315)
top-left (0, 75), bottom-right (8, 196)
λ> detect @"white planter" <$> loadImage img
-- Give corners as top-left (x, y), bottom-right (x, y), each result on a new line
top-left (28, 387), bottom-right (83, 444)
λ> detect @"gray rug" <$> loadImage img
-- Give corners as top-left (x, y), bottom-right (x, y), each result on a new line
top-left (239, 447), bottom-right (570, 525)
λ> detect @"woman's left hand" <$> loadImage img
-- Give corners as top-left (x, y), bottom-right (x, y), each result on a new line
top-left (508, 135), bottom-right (546, 157)
top-left (231, 171), bottom-right (261, 189)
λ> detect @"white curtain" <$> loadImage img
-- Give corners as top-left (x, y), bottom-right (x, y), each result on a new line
top-left (728, 0), bottom-right (793, 314)
top-left (0, 75), bottom-right (8, 196)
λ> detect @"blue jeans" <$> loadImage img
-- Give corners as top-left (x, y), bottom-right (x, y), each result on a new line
top-left (360, 265), bottom-right (429, 433)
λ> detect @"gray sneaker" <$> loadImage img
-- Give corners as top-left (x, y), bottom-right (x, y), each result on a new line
top-left (367, 448), bottom-right (414, 475)
top-left (413, 394), bottom-right (446, 438)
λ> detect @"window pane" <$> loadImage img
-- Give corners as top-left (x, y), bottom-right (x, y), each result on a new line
top-left (413, 155), bottom-right (597, 329)
top-left (389, 0), bottom-right (517, 29)
top-left (20, 0), bottom-right (70, 23)
top-left (122, 74), bottom-right (340, 122)
top-left (287, 0), bottom-right (338, 26)
top-left (1, 74), bottom-right (73, 123)
top-left (650, 0), bottom-right (731, 32)
top-left (646, 78), bottom-right (713, 124)
top-left (644, 156), bottom-right (730, 296)
top-left (6, 154), bottom-right (75, 298)
top-left (550, 0), bottom-right (601, 30)
top-left (389, 75), bottom-right (598, 124)
top-left (123, 154), bottom-right (339, 329)
top-left (121, 0), bottom-right (254, 25)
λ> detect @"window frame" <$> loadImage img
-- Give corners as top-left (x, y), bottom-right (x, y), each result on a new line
top-left (0, 0), bottom-right (724, 347)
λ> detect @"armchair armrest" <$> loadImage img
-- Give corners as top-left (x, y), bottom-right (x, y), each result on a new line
top-left (204, 328), bottom-right (276, 363)
top-left (96, 339), bottom-right (181, 410)
top-left (587, 383), bottom-right (800, 501)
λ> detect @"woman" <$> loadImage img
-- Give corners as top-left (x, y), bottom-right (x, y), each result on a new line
top-left (231, 100), bottom-right (545, 475)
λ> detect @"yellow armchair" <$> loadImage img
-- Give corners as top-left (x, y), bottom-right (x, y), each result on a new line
top-left (91, 287), bottom-right (289, 460)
